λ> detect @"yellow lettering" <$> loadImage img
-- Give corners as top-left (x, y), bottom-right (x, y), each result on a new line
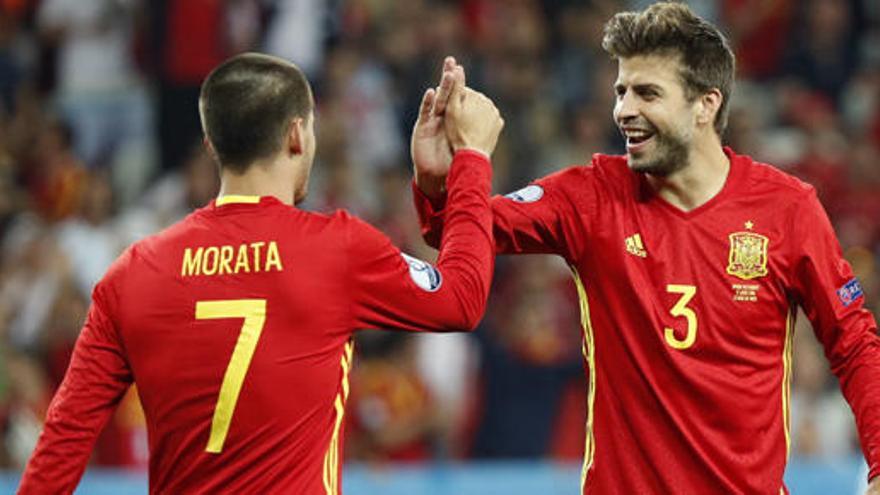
top-left (234, 244), bottom-right (250, 274)
top-left (182, 247), bottom-right (204, 276)
top-left (219, 246), bottom-right (234, 275)
top-left (203, 246), bottom-right (220, 275)
top-left (182, 241), bottom-right (279, 277)
top-left (265, 241), bottom-right (283, 272)
top-left (250, 242), bottom-right (265, 273)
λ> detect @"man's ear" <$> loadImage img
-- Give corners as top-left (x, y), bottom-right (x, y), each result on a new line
top-left (203, 137), bottom-right (220, 162)
top-left (697, 88), bottom-right (723, 127)
top-left (288, 118), bottom-right (304, 156)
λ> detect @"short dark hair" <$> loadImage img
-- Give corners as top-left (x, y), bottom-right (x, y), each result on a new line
top-left (199, 53), bottom-right (313, 173)
top-left (602, 2), bottom-right (735, 135)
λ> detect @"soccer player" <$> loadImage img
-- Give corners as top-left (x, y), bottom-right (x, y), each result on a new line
top-left (412, 4), bottom-right (880, 495)
top-left (18, 53), bottom-right (504, 494)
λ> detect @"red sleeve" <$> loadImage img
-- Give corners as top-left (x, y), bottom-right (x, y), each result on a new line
top-left (350, 150), bottom-right (493, 332)
top-left (413, 166), bottom-right (581, 260)
top-left (789, 189), bottom-right (880, 481)
top-left (18, 273), bottom-right (133, 494)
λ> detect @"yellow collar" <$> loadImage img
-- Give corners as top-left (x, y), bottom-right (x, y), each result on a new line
top-left (216, 195), bottom-right (261, 206)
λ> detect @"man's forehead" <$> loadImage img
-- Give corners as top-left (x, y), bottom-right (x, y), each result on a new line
top-left (615, 54), bottom-right (682, 85)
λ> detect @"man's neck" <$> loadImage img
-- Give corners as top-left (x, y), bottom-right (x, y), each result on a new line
top-left (646, 138), bottom-right (730, 212)
top-left (218, 158), bottom-right (297, 206)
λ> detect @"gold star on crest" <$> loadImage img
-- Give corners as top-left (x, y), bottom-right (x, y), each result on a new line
top-left (745, 221), bottom-right (754, 230)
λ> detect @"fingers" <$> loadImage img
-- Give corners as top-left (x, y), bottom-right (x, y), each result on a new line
top-left (433, 56), bottom-right (466, 116)
top-left (444, 55), bottom-right (466, 88)
top-left (418, 88), bottom-right (436, 121)
top-left (453, 64), bottom-right (465, 89)
top-left (447, 75), bottom-right (467, 117)
top-left (433, 72), bottom-right (455, 116)
top-left (443, 56), bottom-right (456, 73)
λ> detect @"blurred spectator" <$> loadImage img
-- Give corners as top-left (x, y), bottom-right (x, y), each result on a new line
top-left (347, 334), bottom-right (438, 462)
top-left (783, 0), bottom-right (864, 104)
top-left (37, 0), bottom-right (156, 204)
top-left (54, 171), bottom-right (123, 297)
top-left (2, 353), bottom-right (49, 469)
top-left (0, 220), bottom-right (68, 351)
top-left (262, 0), bottom-right (330, 77)
top-left (148, 0), bottom-right (258, 173)
top-left (25, 118), bottom-right (86, 222)
top-left (134, 142), bottom-right (219, 232)
top-left (790, 313), bottom-right (858, 459)
top-left (317, 44), bottom-right (404, 216)
top-left (0, 7), bottom-right (31, 116)
top-left (722, 0), bottom-right (795, 79)
top-left (470, 256), bottom-right (583, 458)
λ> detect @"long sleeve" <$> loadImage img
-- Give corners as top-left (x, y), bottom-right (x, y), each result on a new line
top-left (18, 281), bottom-right (133, 494)
top-left (789, 189), bottom-right (880, 481)
top-left (349, 149), bottom-right (494, 332)
top-left (413, 166), bottom-right (585, 260)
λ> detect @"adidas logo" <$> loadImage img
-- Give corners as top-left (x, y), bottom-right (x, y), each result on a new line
top-left (625, 233), bottom-right (647, 258)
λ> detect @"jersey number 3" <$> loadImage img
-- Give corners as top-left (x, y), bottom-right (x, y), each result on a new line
top-left (195, 299), bottom-right (267, 453)
top-left (665, 285), bottom-right (697, 350)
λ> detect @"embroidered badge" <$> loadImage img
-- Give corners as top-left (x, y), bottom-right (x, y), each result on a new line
top-left (837, 278), bottom-right (864, 307)
top-left (726, 231), bottom-right (769, 280)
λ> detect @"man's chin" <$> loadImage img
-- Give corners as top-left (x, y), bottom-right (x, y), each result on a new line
top-left (628, 157), bottom-right (674, 177)
top-left (627, 154), bottom-right (652, 173)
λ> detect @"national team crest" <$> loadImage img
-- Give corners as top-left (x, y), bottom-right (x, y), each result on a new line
top-left (726, 232), bottom-right (769, 280)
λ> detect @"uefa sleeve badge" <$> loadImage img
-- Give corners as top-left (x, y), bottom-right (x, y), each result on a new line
top-left (504, 184), bottom-right (544, 203)
top-left (401, 253), bottom-right (442, 292)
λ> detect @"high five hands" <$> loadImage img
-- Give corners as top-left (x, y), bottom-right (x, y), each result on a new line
top-left (411, 56), bottom-right (504, 199)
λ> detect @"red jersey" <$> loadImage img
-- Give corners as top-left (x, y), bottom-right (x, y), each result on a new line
top-left (19, 150), bottom-right (494, 495)
top-left (415, 148), bottom-right (880, 494)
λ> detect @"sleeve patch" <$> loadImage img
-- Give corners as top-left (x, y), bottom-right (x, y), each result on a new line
top-left (401, 253), bottom-right (442, 292)
top-left (504, 184), bottom-right (544, 203)
top-left (837, 278), bottom-right (864, 307)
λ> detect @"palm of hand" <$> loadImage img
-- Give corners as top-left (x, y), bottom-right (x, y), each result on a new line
top-left (411, 106), bottom-right (452, 178)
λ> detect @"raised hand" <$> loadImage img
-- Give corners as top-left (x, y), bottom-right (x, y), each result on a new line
top-left (444, 82), bottom-right (504, 158)
top-left (411, 56), bottom-right (465, 199)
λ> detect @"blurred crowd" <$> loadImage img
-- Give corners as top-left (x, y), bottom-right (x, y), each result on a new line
top-left (0, 0), bottom-right (878, 471)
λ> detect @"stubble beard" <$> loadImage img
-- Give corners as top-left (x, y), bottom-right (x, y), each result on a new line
top-left (628, 130), bottom-right (690, 178)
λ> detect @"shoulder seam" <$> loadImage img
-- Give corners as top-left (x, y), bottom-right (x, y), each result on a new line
top-left (747, 162), bottom-right (814, 196)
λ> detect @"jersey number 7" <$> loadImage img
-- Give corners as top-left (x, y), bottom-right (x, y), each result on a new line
top-left (195, 299), bottom-right (267, 453)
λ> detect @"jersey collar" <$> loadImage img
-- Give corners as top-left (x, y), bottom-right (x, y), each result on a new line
top-left (215, 195), bottom-right (262, 206)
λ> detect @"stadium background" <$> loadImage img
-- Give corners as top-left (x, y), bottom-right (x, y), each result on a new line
top-left (0, 0), bottom-right (877, 493)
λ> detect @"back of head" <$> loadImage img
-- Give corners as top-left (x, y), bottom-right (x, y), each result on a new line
top-left (199, 53), bottom-right (313, 173)
top-left (602, 1), bottom-right (735, 135)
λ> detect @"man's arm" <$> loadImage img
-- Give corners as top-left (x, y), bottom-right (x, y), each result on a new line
top-left (350, 150), bottom-right (494, 332)
top-left (18, 279), bottom-right (133, 494)
top-left (789, 190), bottom-right (880, 483)
top-left (349, 81), bottom-right (503, 332)
top-left (413, 168), bottom-right (579, 258)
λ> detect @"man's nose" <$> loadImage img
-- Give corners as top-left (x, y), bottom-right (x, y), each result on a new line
top-left (615, 91), bottom-right (639, 123)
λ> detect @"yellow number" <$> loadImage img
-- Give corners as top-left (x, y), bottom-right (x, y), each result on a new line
top-left (195, 299), bottom-right (267, 453)
top-left (664, 285), bottom-right (697, 350)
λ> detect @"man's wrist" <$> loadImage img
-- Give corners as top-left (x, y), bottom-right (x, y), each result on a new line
top-left (452, 146), bottom-right (490, 161)
top-left (414, 172), bottom-right (447, 200)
